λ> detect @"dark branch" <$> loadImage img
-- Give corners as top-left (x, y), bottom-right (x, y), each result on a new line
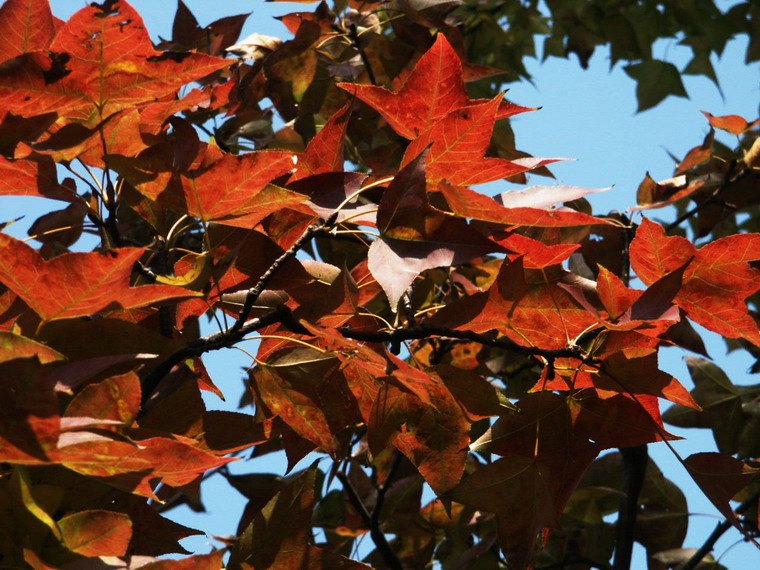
top-left (139, 305), bottom-right (297, 410)
top-left (371, 452), bottom-right (403, 530)
top-left (682, 485), bottom-right (760, 570)
top-left (664, 162), bottom-right (743, 234)
top-left (226, 212), bottom-right (337, 339)
top-left (336, 469), bottom-right (403, 570)
top-left (348, 23), bottom-right (377, 86)
top-left (134, 260), bottom-right (158, 282)
top-left (613, 227), bottom-right (648, 570)
top-left (338, 323), bottom-right (588, 360)
top-left (613, 445), bottom-right (649, 570)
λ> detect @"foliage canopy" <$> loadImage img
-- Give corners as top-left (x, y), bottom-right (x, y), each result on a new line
top-left (0, 0), bottom-right (759, 569)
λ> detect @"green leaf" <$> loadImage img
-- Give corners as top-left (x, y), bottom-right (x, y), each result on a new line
top-left (624, 59), bottom-right (688, 112)
top-left (683, 53), bottom-right (722, 92)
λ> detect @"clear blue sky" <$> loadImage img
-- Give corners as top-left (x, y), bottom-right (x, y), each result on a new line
top-left (14, 1), bottom-right (760, 566)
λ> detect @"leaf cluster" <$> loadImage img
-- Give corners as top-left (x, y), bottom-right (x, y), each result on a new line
top-left (0, 1), bottom-right (759, 569)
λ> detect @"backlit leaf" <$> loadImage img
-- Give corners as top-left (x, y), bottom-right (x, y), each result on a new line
top-left (340, 34), bottom-right (473, 139)
top-left (0, 331), bottom-right (64, 364)
top-left (140, 551), bottom-right (225, 570)
top-left (58, 509), bottom-right (132, 556)
top-left (701, 110), bottom-right (760, 135)
top-left (0, 0), bottom-right (56, 62)
top-left (64, 372), bottom-right (141, 426)
top-left (402, 96), bottom-right (555, 185)
top-left (369, 149), bottom-right (498, 306)
top-left (291, 103), bottom-right (351, 180)
top-left (439, 182), bottom-right (611, 227)
top-left (631, 218), bottom-right (760, 345)
top-left (0, 234), bottom-right (198, 321)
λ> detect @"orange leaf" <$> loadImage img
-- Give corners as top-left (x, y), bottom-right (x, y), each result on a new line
top-left (596, 265), bottom-right (637, 320)
top-left (0, 2), bottom-right (231, 122)
top-left (0, 0), bottom-right (56, 63)
top-left (58, 509), bottom-right (132, 557)
top-left (252, 346), bottom-right (360, 457)
top-left (403, 96), bottom-right (555, 185)
top-left (340, 35), bottom-right (473, 139)
top-left (0, 154), bottom-right (75, 200)
top-left (570, 390), bottom-right (679, 448)
top-left (114, 145), bottom-right (304, 227)
top-left (291, 103), bottom-right (351, 180)
top-left (439, 182), bottom-right (610, 228)
top-left (0, 234), bottom-right (198, 321)
top-left (497, 232), bottom-right (579, 268)
top-left (340, 35), bottom-right (534, 140)
top-left (596, 353), bottom-right (700, 409)
top-left (140, 551), bottom-right (225, 570)
top-left (372, 382), bottom-right (470, 495)
top-left (57, 432), bottom-right (236, 497)
top-left (64, 372), bottom-right (141, 426)
top-left (702, 110), bottom-right (760, 135)
top-left (432, 257), bottom-right (598, 350)
top-left (631, 218), bottom-right (760, 345)
top-left (0, 331), bottom-right (64, 364)
top-left (676, 128), bottom-right (714, 174)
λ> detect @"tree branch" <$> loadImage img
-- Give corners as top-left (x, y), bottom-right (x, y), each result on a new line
top-left (664, 163), bottom-right (743, 234)
top-left (371, 452), bottom-right (403, 530)
top-left (138, 305), bottom-right (297, 410)
top-left (336, 469), bottom-right (403, 570)
top-left (137, 214), bottom-right (335, 404)
top-left (613, 216), bottom-right (649, 570)
top-left (682, 485), bottom-right (760, 570)
top-left (613, 445), bottom-right (649, 570)
top-left (347, 23), bottom-right (377, 86)
top-left (338, 323), bottom-right (588, 361)
top-left (226, 212), bottom-right (337, 339)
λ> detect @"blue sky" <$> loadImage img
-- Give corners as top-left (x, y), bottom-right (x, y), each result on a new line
top-left (14, 1), bottom-right (760, 566)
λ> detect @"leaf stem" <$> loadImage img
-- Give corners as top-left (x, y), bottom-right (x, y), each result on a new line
top-left (682, 485), bottom-right (760, 570)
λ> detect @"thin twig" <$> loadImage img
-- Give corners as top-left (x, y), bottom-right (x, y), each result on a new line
top-left (664, 163), bottom-right (743, 234)
top-left (138, 305), bottom-right (297, 410)
top-left (338, 324), bottom-right (588, 361)
top-left (227, 212), bottom-right (337, 339)
top-left (336, 470), bottom-right (403, 570)
top-left (348, 23), bottom-right (377, 86)
top-left (682, 485), bottom-right (760, 570)
top-left (371, 452), bottom-right (403, 529)
top-left (134, 260), bottom-right (158, 282)
top-left (138, 214), bottom-right (336, 408)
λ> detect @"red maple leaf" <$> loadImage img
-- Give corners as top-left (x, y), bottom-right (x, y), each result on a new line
top-left (0, 234), bottom-right (198, 322)
top-left (339, 35), bottom-right (533, 140)
top-left (0, 1), bottom-right (231, 122)
top-left (631, 218), bottom-right (760, 346)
